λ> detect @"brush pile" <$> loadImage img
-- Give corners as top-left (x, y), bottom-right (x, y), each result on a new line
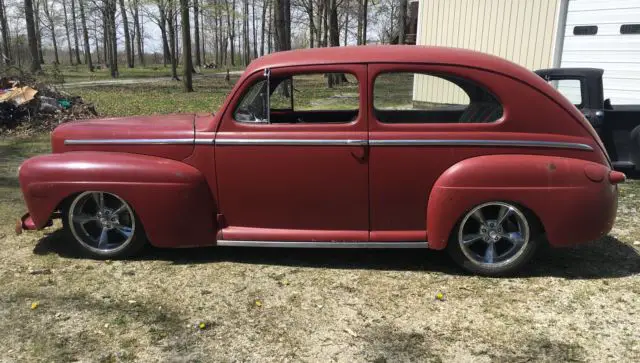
top-left (0, 75), bottom-right (97, 135)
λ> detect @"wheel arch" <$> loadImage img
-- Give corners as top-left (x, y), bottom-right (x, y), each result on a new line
top-left (427, 153), bottom-right (617, 249)
top-left (19, 151), bottom-right (218, 247)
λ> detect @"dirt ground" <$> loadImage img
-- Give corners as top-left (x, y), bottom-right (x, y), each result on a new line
top-left (1, 137), bottom-right (639, 362)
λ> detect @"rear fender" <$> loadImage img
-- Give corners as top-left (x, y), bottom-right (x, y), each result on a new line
top-left (427, 154), bottom-right (618, 249)
top-left (19, 151), bottom-right (217, 247)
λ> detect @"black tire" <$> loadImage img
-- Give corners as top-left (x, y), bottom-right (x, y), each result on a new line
top-left (62, 191), bottom-right (147, 259)
top-left (446, 202), bottom-right (542, 277)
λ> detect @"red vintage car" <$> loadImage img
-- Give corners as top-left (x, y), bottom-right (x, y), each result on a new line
top-left (17, 46), bottom-right (626, 276)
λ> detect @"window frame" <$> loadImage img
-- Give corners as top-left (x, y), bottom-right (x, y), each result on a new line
top-left (231, 68), bottom-right (362, 125)
top-left (371, 69), bottom-right (503, 125)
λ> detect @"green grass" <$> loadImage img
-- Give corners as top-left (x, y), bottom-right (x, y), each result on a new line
top-left (73, 75), bottom-right (241, 117)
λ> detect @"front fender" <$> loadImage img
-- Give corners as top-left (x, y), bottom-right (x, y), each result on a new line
top-left (19, 151), bottom-right (217, 247)
top-left (427, 154), bottom-right (618, 249)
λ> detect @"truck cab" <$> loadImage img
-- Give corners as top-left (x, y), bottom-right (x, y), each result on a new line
top-left (535, 67), bottom-right (640, 173)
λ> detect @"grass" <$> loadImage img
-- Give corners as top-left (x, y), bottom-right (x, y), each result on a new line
top-left (0, 77), bottom-right (639, 361)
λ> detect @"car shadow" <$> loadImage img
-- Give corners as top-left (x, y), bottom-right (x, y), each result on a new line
top-left (33, 230), bottom-right (640, 279)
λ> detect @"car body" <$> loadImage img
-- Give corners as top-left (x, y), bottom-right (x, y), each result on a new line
top-left (17, 45), bottom-right (626, 276)
top-left (535, 67), bottom-right (640, 173)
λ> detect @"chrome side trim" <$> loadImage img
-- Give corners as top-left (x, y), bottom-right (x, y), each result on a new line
top-left (216, 240), bottom-right (429, 248)
top-left (64, 138), bottom-right (593, 151)
top-left (64, 138), bottom-right (194, 145)
top-left (369, 139), bottom-right (593, 150)
top-left (215, 138), bottom-right (368, 146)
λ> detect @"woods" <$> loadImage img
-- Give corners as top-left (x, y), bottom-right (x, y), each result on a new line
top-left (1, 0), bottom-right (414, 87)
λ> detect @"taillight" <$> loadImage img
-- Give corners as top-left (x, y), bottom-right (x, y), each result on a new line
top-left (608, 171), bottom-right (626, 184)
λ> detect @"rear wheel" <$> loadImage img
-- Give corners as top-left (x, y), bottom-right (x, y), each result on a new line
top-left (63, 191), bottom-right (146, 259)
top-left (447, 201), bottom-right (540, 276)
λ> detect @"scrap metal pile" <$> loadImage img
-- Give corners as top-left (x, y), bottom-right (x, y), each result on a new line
top-left (0, 76), bottom-right (97, 134)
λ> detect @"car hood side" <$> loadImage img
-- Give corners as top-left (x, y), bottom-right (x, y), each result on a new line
top-left (51, 113), bottom-right (198, 161)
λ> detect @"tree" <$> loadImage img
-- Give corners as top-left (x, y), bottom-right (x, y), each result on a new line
top-left (0, 0), bottom-right (10, 64)
top-left (131, 0), bottom-right (144, 65)
top-left (71, 0), bottom-right (81, 64)
top-left (41, 0), bottom-right (60, 64)
top-left (24, 0), bottom-right (42, 72)
top-left (166, 0), bottom-right (179, 79)
top-left (398, 0), bottom-right (407, 44)
top-left (119, 0), bottom-right (133, 67)
top-left (105, 0), bottom-right (118, 77)
top-left (62, 0), bottom-right (74, 64)
top-left (180, 0), bottom-right (193, 91)
top-left (78, 0), bottom-right (93, 71)
top-left (273, 0), bottom-right (290, 51)
top-left (193, 0), bottom-right (201, 67)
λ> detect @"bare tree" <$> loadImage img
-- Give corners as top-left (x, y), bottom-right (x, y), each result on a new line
top-left (78, 0), bottom-right (93, 70)
top-left (180, 0), bottom-right (193, 90)
top-left (260, 0), bottom-right (267, 55)
top-left (193, 0), bottom-right (201, 67)
top-left (70, 0), bottom-right (81, 64)
top-left (251, 0), bottom-right (257, 58)
top-left (41, 0), bottom-right (60, 64)
top-left (105, 0), bottom-right (118, 77)
top-left (165, 0), bottom-right (179, 79)
top-left (118, 0), bottom-right (133, 67)
top-left (62, 0), bottom-right (74, 64)
top-left (130, 0), bottom-right (144, 65)
top-left (0, 0), bottom-right (10, 64)
top-left (398, 0), bottom-right (407, 44)
top-left (33, 0), bottom-right (44, 63)
top-left (25, 0), bottom-right (42, 71)
top-left (273, 0), bottom-right (290, 51)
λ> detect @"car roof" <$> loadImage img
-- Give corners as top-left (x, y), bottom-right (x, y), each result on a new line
top-left (247, 45), bottom-right (531, 80)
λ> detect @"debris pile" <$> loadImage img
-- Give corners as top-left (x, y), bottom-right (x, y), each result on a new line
top-left (0, 76), bottom-right (97, 134)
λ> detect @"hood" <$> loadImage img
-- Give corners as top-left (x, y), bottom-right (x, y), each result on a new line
top-left (51, 113), bottom-right (196, 161)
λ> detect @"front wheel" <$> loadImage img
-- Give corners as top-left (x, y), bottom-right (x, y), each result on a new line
top-left (63, 191), bottom-right (147, 259)
top-left (447, 201), bottom-right (541, 276)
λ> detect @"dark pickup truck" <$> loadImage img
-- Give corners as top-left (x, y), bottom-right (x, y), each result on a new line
top-left (535, 68), bottom-right (640, 174)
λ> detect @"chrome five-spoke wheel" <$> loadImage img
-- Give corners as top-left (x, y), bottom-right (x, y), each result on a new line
top-left (66, 191), bottom-right (145, 258)
top-left (449, 201), bottom-right (540, 276)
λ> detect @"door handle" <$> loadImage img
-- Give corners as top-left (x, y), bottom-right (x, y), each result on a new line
top-left (350, 145), bottom-right (369, 163)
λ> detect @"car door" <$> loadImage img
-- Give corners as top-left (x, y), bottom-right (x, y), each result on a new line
top-left (367, 63), bottom-right (507, 243)
top-left (214, 64), bottom-right (369, 242)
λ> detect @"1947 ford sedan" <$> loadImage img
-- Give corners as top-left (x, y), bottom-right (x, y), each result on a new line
top-left (16, 46), bottom-right (626, 276)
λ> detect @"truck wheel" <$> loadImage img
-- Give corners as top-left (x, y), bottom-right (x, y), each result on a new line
top-left (63, 191), bottom-right (146, 259)
top-left (447, 201), bottom-right (540, 276)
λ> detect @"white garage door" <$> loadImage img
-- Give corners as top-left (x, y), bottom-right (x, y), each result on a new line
top-left (560, 0), bottom-right (640, 104)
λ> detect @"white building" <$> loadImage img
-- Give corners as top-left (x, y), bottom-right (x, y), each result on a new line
top-left (414, 0), bottom-right (640, 104)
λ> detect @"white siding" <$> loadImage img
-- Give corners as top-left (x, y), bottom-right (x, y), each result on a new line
top-left (414, 0), bottom-right (561, 104)
top-left (560, 0), bottom-right (640, 104)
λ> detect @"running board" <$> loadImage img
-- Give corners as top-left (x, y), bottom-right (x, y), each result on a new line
top-left (216, 240), bottom-right (429, 248)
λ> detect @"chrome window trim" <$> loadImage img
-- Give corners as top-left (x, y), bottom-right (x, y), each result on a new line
top-left (216, 240), bottom-right (429, 248)
top-left (64, 138), bottom-right (593, 151)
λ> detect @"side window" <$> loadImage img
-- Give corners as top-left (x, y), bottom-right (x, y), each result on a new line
top-left (549, 79), bottom-right (583, 107)
top-left (373, 72), bottom-right (503, 124)
top-left (234, 72), bottom-right (360, 124)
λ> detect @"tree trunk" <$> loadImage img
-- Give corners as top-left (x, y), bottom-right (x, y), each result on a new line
top-left (0, 0), bottom-right (11, 64)
top-left (327, 0), bottom-right (345, 87)
top-left (226, 0), bottom-right (235, 66)
top-left (93, 17), bottom-right (100, 63)
top-left (158, 5), bottom-right (170, 67)
top-left (62, 0), bottom-right (74, 64)
top-left (180, 0), bottom-right (193, 91)
top-left (315, 0), bottom-right (323, 47)
top-left (106, 0), bottom-right (118, 77)
top-left (322, 0), bottom-right (328, 47)
top-left (132, 0), bottom-right (144, 65)
top-left (42, 0), bottom-right (60, 64)
top-left (194, 0), bottom-right (201, 67)
top-left (267, 0), bottom-right (272, 53)
top-left (252, 0), bottom-right (257, 58)
top-left (307, 1), bottom-right (315, 48)
top-left (260, 0), bottom-right (267, 55)
top-left (118, 0), bottom-right (133, 67)
top-left (71, 0), bottom-right (81, 64)
top-left (398, 0), bottom-right (407, 44)
top-left (78, 0), bottom-right (93, 71)
top-left (273, 0), bottom-right (290, 51)
top-left (167, 4), bottom-right (179, 80)
top-left (33, 0), bottom-right (44, 64)
top-left (362, 0), bottom-right (368, 45)
top-left (24, 0), bottom-right (41, 72)
top-left (343, 9), bottom-right (348, 46)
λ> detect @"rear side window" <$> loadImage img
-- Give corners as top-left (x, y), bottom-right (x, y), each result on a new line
top-left (373, 72), bottom-right (503, 124)
top-left (548, 79), bottom-right (583, 107)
